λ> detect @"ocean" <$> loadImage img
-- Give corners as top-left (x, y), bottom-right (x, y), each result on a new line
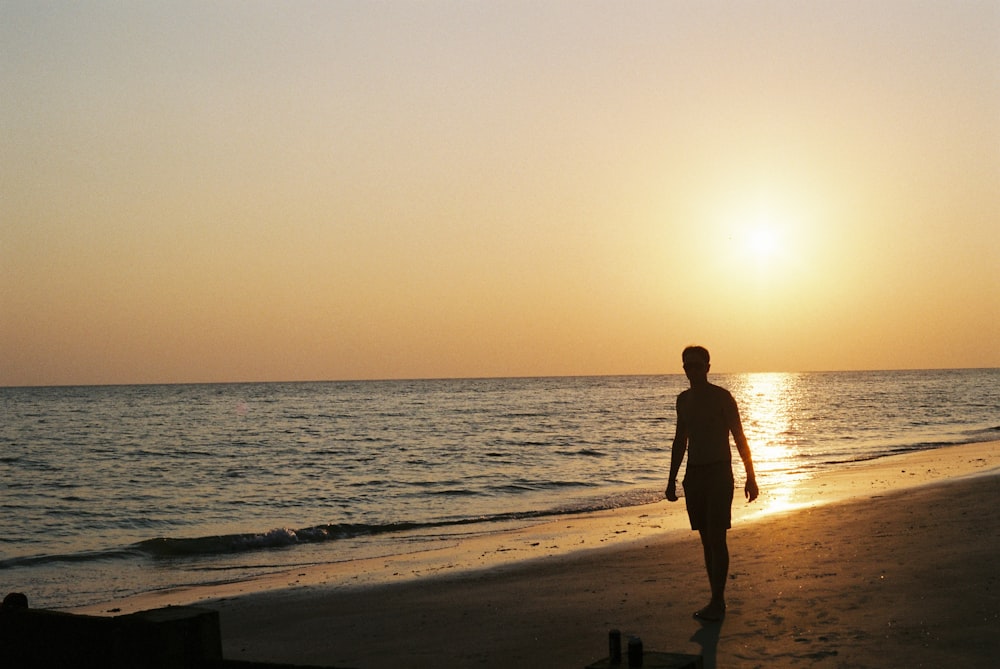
top-left (2, 369), bottom-right (998, 610)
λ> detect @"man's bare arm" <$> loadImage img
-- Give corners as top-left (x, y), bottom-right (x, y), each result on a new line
top-left (665, 400), bottom-right (687, 502)
top-left (725, 394), bottom-right (759, 502)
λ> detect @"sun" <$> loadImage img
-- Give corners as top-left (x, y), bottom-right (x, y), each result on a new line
top-left (746, 226), bottom-right (780, 260)
top-left (739, 207), bottom-right (789, 269)
top-left (705, 185), bottom-right (816, 283)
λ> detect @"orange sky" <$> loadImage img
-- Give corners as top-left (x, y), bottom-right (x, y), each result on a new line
top-left (2, 1), bottom-right (998, 386)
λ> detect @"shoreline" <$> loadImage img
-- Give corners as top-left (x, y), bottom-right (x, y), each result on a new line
top-left (67, 440), bottom-right (999, 619)
top-left (61, 441), bottom-right (1000, 667)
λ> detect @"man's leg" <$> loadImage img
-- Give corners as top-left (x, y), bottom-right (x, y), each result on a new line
top-left (696, 527), bottom-right (729, 620)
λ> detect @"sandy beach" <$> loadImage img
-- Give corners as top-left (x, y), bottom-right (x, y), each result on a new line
top-left (71, 441), bottom-right (999, 668)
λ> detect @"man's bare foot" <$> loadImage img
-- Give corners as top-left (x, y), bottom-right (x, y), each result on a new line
top-left (693, 601), bottom-right (726, 622)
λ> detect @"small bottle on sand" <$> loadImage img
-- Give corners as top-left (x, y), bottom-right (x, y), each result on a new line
top-left (627, 636), bottom-right (643, 667)
top-left (608, 629), bottom-right (622, 663)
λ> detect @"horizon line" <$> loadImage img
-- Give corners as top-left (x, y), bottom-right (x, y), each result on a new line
top-left (3, 366), bottom-right (997, 390)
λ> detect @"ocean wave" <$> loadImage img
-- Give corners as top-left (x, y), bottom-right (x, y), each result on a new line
top-left (133, 524), bottom-right (418, 557)
top-left (2, 488), bottom-right (666, 568)
top-left (821, 432), bottom-right (998, 466)
top-left (0, 547), bottom-right (139, 570)
top-left (556, 448), bottom-right (608, 457)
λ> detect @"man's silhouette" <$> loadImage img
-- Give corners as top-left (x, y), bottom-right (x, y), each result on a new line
top-left (666, 345), bottom-right (758, 621)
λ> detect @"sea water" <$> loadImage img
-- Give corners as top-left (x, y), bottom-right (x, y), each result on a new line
top-left (2, 370), bottom-right (997, 609)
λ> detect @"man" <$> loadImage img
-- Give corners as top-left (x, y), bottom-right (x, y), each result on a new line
top-left (665, 345), bottom-right (758, 621)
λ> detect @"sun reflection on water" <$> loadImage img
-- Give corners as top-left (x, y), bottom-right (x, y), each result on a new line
top-left (729, 372), bottom-right (810, 515)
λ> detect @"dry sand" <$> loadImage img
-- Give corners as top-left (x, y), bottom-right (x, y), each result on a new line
top-left (73, 441), bottom-right (1000, 668)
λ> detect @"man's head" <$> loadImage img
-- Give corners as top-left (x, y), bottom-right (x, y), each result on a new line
top-left (682, 345), bottom-right (711, 382)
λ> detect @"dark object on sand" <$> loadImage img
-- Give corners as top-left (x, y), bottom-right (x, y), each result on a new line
top-left (608, 628), bottom-right (622, 663)
top-left (2, 592), bottom-right (28, 609)
top-left (587, 630), bottom-right (703, 669)
top-left (0, 593), bottom-right (351, 669)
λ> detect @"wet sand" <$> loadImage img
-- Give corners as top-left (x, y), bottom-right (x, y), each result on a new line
top-left (74, 441), bottom-right (999, 668)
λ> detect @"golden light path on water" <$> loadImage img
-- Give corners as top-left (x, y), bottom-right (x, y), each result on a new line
top-left (730, 373), bottom-right (811, 515)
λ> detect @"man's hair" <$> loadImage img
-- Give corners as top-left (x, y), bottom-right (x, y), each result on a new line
top-left (682, 345), bottom-right (710, 364)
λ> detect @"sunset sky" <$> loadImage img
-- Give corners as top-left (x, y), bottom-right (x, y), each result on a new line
top-left (3, 1), bottom-right (998, 386)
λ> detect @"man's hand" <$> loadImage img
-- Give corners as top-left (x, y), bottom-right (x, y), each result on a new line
top-left (745, 478), bottom-right (759, 503)
top-left (665, 480), bottom-right (678, 502)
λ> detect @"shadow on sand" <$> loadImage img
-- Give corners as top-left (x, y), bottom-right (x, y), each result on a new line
top-left (690, 617), bottom-right (722, 669)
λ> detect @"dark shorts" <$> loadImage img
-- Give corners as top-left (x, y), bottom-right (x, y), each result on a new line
top-left (682, 462), bottom-right (734, 532)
